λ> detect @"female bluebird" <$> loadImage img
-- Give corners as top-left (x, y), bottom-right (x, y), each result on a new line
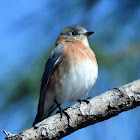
top-left (33, 25), bottom-right (98, 126)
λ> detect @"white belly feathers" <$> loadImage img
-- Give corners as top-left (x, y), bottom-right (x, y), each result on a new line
top-left (56, 59), bottom-right (98, 103)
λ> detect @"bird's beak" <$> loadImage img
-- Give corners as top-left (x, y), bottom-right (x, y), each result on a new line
top-left (83, 32), bottom-right (94, 36)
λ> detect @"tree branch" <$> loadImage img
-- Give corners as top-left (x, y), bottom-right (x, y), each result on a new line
top-left (4, 79), bottom-right (140, 140)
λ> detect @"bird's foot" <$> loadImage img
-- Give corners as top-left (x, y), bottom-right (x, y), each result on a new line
top-left (77, 97), bottom-right (91, 104)
top-left (54, 100), bottom-right (70, 124)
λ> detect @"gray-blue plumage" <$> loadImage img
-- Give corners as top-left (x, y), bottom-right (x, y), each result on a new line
top-left (33, 44), bottom-right (64, 126)
top-left (41, 44), bottom-right (64, 91)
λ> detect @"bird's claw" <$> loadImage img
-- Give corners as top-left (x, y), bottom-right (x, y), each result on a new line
top-left (77, 97), bottom-right (91, 104)
top-left (54, 100), bottom-right (70, 124)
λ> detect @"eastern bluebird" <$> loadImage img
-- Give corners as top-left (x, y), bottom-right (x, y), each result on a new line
top-left (33, 25), bottom-right (98, 126)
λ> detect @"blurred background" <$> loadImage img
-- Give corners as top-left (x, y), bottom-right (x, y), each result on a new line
top-left (0, 0), bottom-right (140, 139)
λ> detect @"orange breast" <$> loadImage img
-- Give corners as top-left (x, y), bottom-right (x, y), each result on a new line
top-left (47, 37), bottom-right (97, 93)
top-left (61, 38), bottom-right (97, 67)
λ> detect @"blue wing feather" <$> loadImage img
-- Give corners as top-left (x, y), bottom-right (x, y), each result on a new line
top-left (41, 44), bottom-right (64, 91)
top-left (33, 44), bottom-right (64, 126)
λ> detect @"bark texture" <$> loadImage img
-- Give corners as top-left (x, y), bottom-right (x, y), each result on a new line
top-left (4, 79), bottom-right (140, 140)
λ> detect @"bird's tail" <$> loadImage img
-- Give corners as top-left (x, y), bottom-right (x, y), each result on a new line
top-left (32, 113), bottom-right (41, 126)
top-left (32, 103), bottom-right (57, 126)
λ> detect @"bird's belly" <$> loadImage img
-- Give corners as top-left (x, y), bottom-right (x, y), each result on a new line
top-left (56, 59), bottom-right (98, 103)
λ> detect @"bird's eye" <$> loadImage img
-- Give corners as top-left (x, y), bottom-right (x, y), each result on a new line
top-left (70, 31), bottom-right (78, 36)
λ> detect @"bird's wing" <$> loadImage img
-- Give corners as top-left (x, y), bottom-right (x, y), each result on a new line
top-left (33, 44), bottom-right (64, 126)
top-left (41, 44), bottom-right (64, 92)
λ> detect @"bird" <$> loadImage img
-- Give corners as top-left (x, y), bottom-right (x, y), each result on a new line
top-left (33, 25), bottom-right (98, 126)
